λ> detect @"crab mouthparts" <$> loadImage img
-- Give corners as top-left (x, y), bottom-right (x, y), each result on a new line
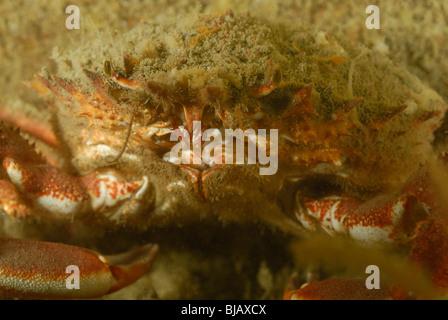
top-left (160, 121), bottom-right (279, 175)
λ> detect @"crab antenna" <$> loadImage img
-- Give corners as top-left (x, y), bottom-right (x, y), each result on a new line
top-left (107, 113), bottom-right (134, 164)
top-left (104, 60), bottom-right (112, 77)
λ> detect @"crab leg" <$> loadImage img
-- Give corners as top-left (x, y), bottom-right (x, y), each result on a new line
top-left (0, 237), bottom-right (158, 299)
top-left (0, 106), bottom-right (59, 148)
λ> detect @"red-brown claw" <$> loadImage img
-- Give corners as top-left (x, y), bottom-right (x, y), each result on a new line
top-left (286, 278), bottom-right (390, 300)
top-left (0, 122), bottom-right (152, 222)
top-left (0, 237), bottom-right (158, 299)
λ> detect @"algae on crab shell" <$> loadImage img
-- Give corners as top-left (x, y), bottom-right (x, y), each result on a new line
top-left (49, 10), bottom-right (446, 195)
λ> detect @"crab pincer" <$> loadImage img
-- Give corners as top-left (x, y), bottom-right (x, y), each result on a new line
top-left (0, 237), bottom-right (158, 299)
top-left (284, 274), bottom-right (389, 300)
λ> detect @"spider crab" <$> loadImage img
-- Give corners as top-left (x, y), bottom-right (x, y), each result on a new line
top-left (1, 11), bottom-right (448, 299)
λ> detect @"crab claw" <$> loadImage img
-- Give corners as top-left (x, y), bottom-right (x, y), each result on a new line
top-left (0, 237), bottom-right (158, 299)
top-left (284, 275), bottom-right (390, 300)
top-left (0, 122), bottom-right (152, 222)
top-left (294, 193), bottom-right (420, 246)
top-left (408, 215), bottom-right (448, 293)
top-left (293, 170), bottom-right (437, 247)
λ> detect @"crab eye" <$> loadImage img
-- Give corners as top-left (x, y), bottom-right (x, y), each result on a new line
top-left (294, 175), bottom-right (345, 199)
top-left (280, 174), bottom-right (365, 212)
top-left (272, 69), bottom-right (282, 86)
top-left (104, 60), bottom-right (112, 77)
